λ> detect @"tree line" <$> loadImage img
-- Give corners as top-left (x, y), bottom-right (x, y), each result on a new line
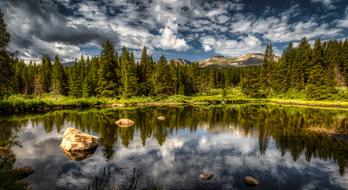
top-left (1, 9), bottom-right (348, 100)
top-left (242, 38), bottom-right (348, 99)
top-left (6, 43), bottom-right (246, 98)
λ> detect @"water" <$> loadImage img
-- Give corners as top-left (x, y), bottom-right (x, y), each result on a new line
top-left (1, 104), bottom-right (348, 190)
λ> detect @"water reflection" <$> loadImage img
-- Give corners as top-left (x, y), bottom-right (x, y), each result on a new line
top-left (0, 105), bottom-right (348, 189)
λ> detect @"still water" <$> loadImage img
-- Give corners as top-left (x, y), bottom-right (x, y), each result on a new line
top-left (1, 104), bottom-right (348, 190)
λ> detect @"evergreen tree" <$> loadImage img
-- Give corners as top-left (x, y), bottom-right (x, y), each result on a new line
top-left (0, 9), bottom-right (13, 97)
top-left (271, 43), bottom-right (293, 93)
top-left (51, 55), bottom-right (66, 96)
top-left (13, 59), bottom-right (24, 94)
top-left (152, 56), bottom-right (171, 96)
top-left (27, 62), bottom-right (37, 95)
top-left (342, 39), bottom-right (348, 85)
top-left (261, 44), bottom-right (276, 94)
top-left (306, 39), bottom-right (336, 99)
top-left (119, 47), bottom-right (137, 98)
top-left (291, 37), bottom-right (310, 90)
top-left (96, 41), bottom-right (118, 97)
top-left (40, 55), bottom-right (52, 93)
top-left (241, 67), bottom-right (264, 98)
top-left (138, 46), bottom-right (148, 95)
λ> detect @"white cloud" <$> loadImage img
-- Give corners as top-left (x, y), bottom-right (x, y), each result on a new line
top-left (157, 25), bottom-right (190, 51)
top-left (229, 10), bottom-right (342, 44)
top-left (201, 35), bottom-right (263, 56)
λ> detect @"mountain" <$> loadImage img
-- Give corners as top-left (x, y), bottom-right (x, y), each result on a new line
top-left (172, 58), bottom-right (192, 65)
top-left (199, 53), bottom-right (279, 68)
top-left (62, 61), bottom-right (75, 67)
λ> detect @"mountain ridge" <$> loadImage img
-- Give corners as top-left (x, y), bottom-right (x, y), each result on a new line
top-left (199, 53), bottom-right (279, 68)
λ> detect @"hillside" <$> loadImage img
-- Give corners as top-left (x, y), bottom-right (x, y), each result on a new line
top-left (200, 53), bottom-right (279, 68)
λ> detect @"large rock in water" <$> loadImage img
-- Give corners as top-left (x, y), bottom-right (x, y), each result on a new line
top-left (62, 147), bottom-right (97, 161)
top-left (12, 166), bottom-right (35, 180)
top-left (200, 171), bottom-right (213, 180)
top-left (115, 118), bottom-right (135, 127)
top-left (244, 176), bottom-right (259, 186)
top-left (60, 128), bottom-right (99, 151)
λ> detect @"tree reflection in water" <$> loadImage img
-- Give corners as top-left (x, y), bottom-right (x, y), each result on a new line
top-left (0, 104), bottom-right (348, 189)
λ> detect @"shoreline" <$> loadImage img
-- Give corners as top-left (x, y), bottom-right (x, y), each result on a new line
top-left (1, 95), bottom-right (348, 114)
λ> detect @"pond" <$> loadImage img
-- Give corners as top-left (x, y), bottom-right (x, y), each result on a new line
top-left (0, 104), bottom-right (348, 190)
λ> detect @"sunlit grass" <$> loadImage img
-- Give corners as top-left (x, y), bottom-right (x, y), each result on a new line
top-left (1, 87), bottom-right (348, 114)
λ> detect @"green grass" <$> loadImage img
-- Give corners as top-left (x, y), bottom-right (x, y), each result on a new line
top-left (1, 87), bottom-right (348, 114)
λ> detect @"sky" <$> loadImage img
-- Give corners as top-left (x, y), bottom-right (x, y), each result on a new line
top-left (1, 0), bottom-right (348, 62)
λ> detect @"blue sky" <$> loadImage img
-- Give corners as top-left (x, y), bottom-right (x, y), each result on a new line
top-left (2, 0), bottom-right (348, 62)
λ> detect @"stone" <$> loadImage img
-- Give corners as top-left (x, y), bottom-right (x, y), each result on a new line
top-left (115, 118), bottom-right (135, 127)
top-left (157, 116), bottom-right (166, 121)
top-left (244, 176), bottom-right (259, 186)
top-left (0, 147), bottom-right (11, 156)
top-left (60, 128), bottom-right (99, 151)
top-left (200, 171), bottom-right (213, 180)
top-left (12, 166), bottom-right (35, 180)
top-left (62, 147), bottom-right (97, 161)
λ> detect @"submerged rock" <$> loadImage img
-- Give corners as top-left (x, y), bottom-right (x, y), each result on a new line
top-left (62, 147), bottom-right (97, 161)
top-left (115, 118), bottom-right (135, 127)
top-left (244, 176), bottom-right (259, 186)
top-left (60, 128), bottom-right (99, 151)
top-left (200, 171), bottom-right (213, 180)
top-left (12, 166), bottom-right (35, 180)
top-left (0, 147), bottom-right (11, 156)
top-left (157, 116), bottom-right (166, 121)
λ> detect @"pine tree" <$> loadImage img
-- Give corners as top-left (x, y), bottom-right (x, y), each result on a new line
top-left (27, 61), bottom-right (37, 95)
top-left (138, 46), bottom-right (148, 95)
top-left (0, 9), bottom-right (13, 97)
top-left (51, 55), bottom-right (66, 96)
top-left (34, 72), bottom-right (44, 97)
top-left (291, 37), bottom-right (310, 90)
top-left (306, 39), bottom-right (336, 99)
top-left (152, 55), bottom-right (171, 96)
top-left (342, 39), bottom-right (348, 85)
top-left (82, 78), bottom-right (90, 98)
top-left (169, 59), bottom-right (179, 94)
top-left (40, 55), bottom-right (52, 93)
top-left (13, 59), bottom-right (24, 94)
top-left (261, 43), bottom-right (276, 94)
top-left (271, 43), bottom-right (293, 93)
top-left (96, 41), bottom-right (118, 97)
top-left (241, 67), bottom-right (264, 98)
top-left (119, 47), bottom-right (137, 98)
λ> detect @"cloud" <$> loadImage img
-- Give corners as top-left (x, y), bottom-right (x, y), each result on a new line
top-left (1, 0), bottom-right (348, 61)
top-left (311, 0), bottom-right (336, 9)
top-left (157, 25), bottom-right (190, 51)
top-left (337, 7), bottom-right (348, 27)
top-left (229, 7), bottom-right (342, 43)
top-left (2, 0), bottom-right (120, 62)
top-left (201, 35), bottom-right (263, 56)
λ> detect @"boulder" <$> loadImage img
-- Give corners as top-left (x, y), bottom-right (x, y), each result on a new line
top-left (200, 171), bottom-right (213, 180)
top-left (157, 116), bottom-right (166, 121)
top-left (62, 147), bottom-right (97, 161)
top-left (60, 128), bottom-right (99, 151)
top-left (0, 147), bottom-right (11, 156)
top-left (12, 166), bottom-right (35, 180)
top-left (115, 118), bottom-right (135, 127)
top-left (244, 176), bottom-right (259, 186)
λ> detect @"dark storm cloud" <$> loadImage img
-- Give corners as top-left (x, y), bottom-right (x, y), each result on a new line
top-left (1, 0), bottom-right (120, 61)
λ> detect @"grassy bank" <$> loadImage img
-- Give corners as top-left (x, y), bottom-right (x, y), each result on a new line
top-left (1, 88), bottom-right (348, 114)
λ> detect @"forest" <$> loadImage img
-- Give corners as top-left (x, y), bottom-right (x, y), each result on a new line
top-left (1, 9), bottom-right (348, 102)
